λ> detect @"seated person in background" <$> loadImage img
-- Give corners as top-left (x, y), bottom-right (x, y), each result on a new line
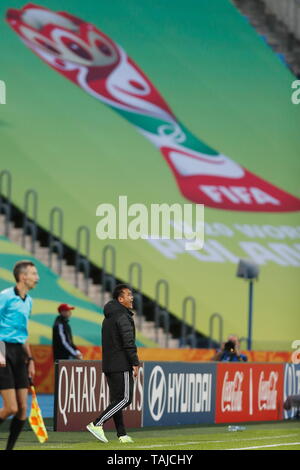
top-left (52, 303), bottom-right (83, 361)
top-left (219, 340), bottom-right (248, 362)
top-left (211, 334), bottom-right (248, 362)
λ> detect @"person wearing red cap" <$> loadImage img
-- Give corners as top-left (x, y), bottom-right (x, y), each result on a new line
top-left (52, 304), bottom-right (83, 361)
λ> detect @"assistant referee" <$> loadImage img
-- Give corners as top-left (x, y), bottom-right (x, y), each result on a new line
top-left (0, 260), bottom-right (39, 450)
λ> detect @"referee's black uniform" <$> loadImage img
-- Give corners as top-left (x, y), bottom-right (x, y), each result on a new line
top-left (92, 299), bottom-right (139, 437)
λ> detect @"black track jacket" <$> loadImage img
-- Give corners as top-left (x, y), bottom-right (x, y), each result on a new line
top-left (102, 299), bottom-right (139, 373)
top-left (52, 315), bottom-right (78, 360)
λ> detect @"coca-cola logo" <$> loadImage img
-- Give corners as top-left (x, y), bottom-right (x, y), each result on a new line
top-left (258, 371), bottom-right (278, 410)
top-left (221, 371), bottom-right (244, 412)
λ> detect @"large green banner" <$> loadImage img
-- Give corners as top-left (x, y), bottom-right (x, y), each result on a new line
top-left (1, 0), bottom-right (300, 349)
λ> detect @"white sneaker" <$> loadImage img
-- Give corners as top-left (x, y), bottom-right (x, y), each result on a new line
top-left (119, 435), bottom-right (134, 443)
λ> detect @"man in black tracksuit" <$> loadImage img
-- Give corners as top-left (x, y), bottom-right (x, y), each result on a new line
top-left (87, 284), bottom-right (140, 443)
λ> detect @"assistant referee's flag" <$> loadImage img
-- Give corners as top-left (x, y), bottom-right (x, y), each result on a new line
top-left (28, 378), bottom-right (48, 443)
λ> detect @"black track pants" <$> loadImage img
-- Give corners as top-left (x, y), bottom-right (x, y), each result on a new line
top-left (93, 371), bottom-right (133, 437)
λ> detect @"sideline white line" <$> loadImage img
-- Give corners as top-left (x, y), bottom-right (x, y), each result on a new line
top-left (136, 441), bottom-right (200, 449)
top-left (135, 434), bottom-right (299, 449)
top-left (228, 442), bottom-right (300, 450)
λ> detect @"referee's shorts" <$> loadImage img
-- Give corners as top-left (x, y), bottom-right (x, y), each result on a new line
top-left (0, 342), bottom-right (29, 390)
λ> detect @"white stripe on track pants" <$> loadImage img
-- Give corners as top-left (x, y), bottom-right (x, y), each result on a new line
top-left (93, 371), bottom-right (134, 437)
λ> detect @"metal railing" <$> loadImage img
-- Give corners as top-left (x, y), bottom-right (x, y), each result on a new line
top-left (75, 226), bottom-right (90, 295)
top-left (157, 310), bottom-right (170, 348)
top-left (208, 313), bottom-right (223, 349)
top-left (154, 279), bottom-right (170, 347)
top-left (0, 170), bottom-right (12, 237)
top-left (48, 207), bottom-right (64, 275)
top-left (262, 0), bottom-right (300, 40)
top-left (0, 170), bottom-right (239, 349)
top-left (181, 296), bottom-right (197, 348)
top-left (128, 262), bottom-right (143, 329)
top-left (22, 189), bottom-right (38, 255)
top-left (101, 244), bottom-right (116, 307)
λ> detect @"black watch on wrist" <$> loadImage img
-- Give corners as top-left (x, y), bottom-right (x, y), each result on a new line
top-left (27, 357), bottom-right (34, 362)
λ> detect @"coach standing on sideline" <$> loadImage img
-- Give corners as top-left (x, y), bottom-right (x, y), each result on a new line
top-left (0, 260), bottom-right (39, 450)
top-left (87, 284), bottom-right (139, 444)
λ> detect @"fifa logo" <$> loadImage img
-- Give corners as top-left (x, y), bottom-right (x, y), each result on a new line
top-left (0, 80), bottom-right (6, 104)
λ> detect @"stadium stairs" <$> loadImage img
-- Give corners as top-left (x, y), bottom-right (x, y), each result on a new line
top-left (233, 0), bottom-right (300, 77)
top-left (0, 214), bottom-right (180, 348)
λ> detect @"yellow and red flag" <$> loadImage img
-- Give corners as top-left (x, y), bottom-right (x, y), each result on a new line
top-left (28, 380), bottom-right (48, 443)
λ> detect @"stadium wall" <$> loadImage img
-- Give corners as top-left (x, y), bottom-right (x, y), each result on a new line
top-left (32, 345), bottom-right (292, 393)
top-left (53, 360), bottom-right (300, 430)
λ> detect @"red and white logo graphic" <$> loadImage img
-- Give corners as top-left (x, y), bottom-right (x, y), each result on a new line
top-left (216, 364), bottom-right (284, 423)
top-left (6, 4), bottom-right (300, 213)
top-left (221, 370), bottom-right (244, 412)
top-left (258, 371), bottom-right (278, 411)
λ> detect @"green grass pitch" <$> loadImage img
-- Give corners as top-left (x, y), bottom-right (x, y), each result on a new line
top-left (1, 419), bottom-right (300, 450)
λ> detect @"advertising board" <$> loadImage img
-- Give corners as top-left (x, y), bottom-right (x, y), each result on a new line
top-left (54, 360), bottom-right (143, 431)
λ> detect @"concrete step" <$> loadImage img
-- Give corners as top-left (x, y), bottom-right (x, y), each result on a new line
top-left (140, 325), bottom-right (165, 337)
top-left (89, 295), bottom-right (101, 306)
top-left (103, 292), bottom-right (112, 304)
top-left (168, 338), bottom-right (180, 348)
top-left (74, 278), bottom-right (90, 293)
top-left (0, 217), bottom-right (15, 235)
top-left (9, 228), bottom-right (23, 244)
top-left (136, 318), bottom-right (180, 348)
top-left (156, 337), bottom-right (173, 348)
top-left (48, 258), bottom-right (64, 275)
top-left (140, 325), bottom-right (170, 340)
top-left (89, 290), bottom-right (111, 305)
top-left (35, 245), bottom-right (48, 254)
top-left (139, 321), bottom-right (156, 331)
top-left (142, 328), bottom-right (170, 342)
top-left (23, 237), bottom-right (36, 253)
top-left (89, 284), bottom-right (101, 295)
top-left (75, 271), bottom-right (87, 282)
top-left (138, 318), bottom-right (154, 326)
top-left (61, 265), bottom-right (77, 278)
top-left (162, 336), bottom-right (179, 347)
